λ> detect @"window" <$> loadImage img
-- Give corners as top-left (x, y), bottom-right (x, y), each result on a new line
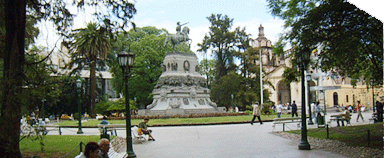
top-left (346, 95), bottom-right (349, 102)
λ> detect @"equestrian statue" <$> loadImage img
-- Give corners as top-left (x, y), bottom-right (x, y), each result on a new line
top-left (164, 22), bottom-right (192, 51)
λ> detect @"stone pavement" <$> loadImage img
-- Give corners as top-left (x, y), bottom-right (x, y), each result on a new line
top-left (49, 111), bottom-right (376, 158)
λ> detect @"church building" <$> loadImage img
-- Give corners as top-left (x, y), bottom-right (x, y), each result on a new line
top-left (252, 24), bottom-right (383, 110)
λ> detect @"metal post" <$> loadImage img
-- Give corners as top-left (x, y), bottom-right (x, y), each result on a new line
top-left (367, 129), bottom-right (370, 147)
top-left (124, 68), bottom-right (136, 158)
top-left (299, 63), bottom-right (311, 150)
top-left (326, 124), bottom-right (329, 139)
top-left (259, 48), bottom-right (263, 104)
top-left (372, 79), bottom-right (375, 113)
top-left (77, 85), bottom-right (84, 134)
top-left (80, 141), bottom-right (83, 153)
top-left (41, 99), bottom-right (45, 121)
top-left (307, 73), bottom-right (314, 125)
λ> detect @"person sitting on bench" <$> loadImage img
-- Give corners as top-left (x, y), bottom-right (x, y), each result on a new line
top-left (337, 107), bottom-right (351, 127)
top-left (138, 118), bottom-right (155, 141)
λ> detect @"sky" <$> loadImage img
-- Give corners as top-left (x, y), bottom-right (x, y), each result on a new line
top-left (132, 0), bottom-right (284, 57)
top-left (37, 0), bottom-right (389, 60)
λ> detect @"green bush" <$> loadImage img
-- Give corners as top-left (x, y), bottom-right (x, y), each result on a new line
top-left (96, 98), bottom-right (137, 115)
top-left (246, 105), bottom-right (253, 111)
top-left (261, 102), bottom-right (275, 115)
top-left (74, 112), bottom-right (80, 120)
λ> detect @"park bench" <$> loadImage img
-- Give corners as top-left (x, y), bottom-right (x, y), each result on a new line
top-left (272, 117), bottom-right (301, 132)
top-left (36, 125), bottom-right (62, 135)
top-left (97, 124), bottom-right (127, 136)
top-left (328, 114), bottom-right (351, 127)
top-left (131, 126), bottom-right (147, 144)
top-left (108, 148), bottom-right (127, 158)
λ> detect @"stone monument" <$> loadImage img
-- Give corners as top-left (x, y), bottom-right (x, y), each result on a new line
top-left (139, 23), bottom-right (225, 116)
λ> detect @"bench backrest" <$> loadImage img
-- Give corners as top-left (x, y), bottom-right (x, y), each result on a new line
top-left (273, 117), bottom-right (301, 121)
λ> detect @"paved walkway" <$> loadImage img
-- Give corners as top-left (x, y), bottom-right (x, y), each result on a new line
top-left (49, 111), bottom-right (376, 158)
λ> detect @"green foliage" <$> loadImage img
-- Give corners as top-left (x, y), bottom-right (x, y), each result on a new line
top-left (267, 0), bottom-right (383, 86)
top-left (197, 14), bottom-right (243, 80)
top-left (63, 22), bottom-right (113, 117)
top-left (245, 105), bottom-right (253, 111)
top-left (281, 67), bottom-right (300, 85)
top-left (95, 98), bottom-right (136, 115)
top-left (198, 59), bottom-right (217, 87)
top-left (109, 27), bottom-right (177, 108)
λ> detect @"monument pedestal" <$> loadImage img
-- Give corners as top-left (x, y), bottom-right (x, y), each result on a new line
top-left (142, 52), bottom-right (220, 116)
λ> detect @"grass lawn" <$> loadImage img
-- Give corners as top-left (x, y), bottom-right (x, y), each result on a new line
top-left (20, 135), bottom-right (101, 158)
top-left (287, 122), bottom-right (384, 150)
top-left (56, 114), bottom-right (294, 126)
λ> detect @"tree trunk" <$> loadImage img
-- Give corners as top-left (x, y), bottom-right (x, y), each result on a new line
top-left (90, 59), bottom-right (97, 118)
top-left (0, 0), bottom-right (26, 157)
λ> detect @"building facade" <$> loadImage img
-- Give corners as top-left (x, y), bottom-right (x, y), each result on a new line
top-left (252, 24), bottom-right (383, 110)
top-left (45, 46), bottom-right (118, 100)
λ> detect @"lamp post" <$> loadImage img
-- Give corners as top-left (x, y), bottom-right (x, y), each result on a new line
top-left (118, 51), bottom-right (137, 158)
top-left (306, 74), bottom-right (314, 125)
top-left (298, 49), bottom-right (311, 150)
top-left (41, 98), bottom-right (46, 121)
top-left (259, 48), bottom-right (263, 105)
top-left (371, 79), bottom-right (375, 113)
top-left (259, 40), bottom-right (271, 105)
top-left (77, 79), bottom-right (84, 134)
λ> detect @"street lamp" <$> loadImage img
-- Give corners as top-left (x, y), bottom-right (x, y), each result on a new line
top-left (306, 74), bottom-right (314, 125)
top-left (298, 49), bottom-right (311, 150)
top-left (41, 98), bottom-right (46, 121)
top-left (118, 51), bottom-right (137, 158)
top-left (371, 79), bottom-right (375, 113)
top-left (77, 79), bottom-right (84, 134)
top-left (259, 40), bottom-right (271, 105)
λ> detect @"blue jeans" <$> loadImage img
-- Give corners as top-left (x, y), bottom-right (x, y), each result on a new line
top-left (277, 112), bottom-right (282, 118)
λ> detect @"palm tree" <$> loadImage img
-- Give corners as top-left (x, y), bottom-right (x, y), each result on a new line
top-left (66, 22), bottom-right (111, 117)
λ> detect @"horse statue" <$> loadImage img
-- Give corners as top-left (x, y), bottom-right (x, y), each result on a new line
top-left (164, 26), bottom-right (192, 51)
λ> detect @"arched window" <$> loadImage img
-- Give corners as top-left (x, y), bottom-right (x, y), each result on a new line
top-left (333, 92), bottom-right (338, 106)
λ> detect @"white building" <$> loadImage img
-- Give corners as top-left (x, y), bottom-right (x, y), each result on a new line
top-left (252, 24), bottom-right (383, 109)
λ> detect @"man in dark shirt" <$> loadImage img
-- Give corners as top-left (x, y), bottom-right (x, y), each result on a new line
top-left (292, 101), bottom-right (298, 117)
top-left (139, 118), bottom-right (155, 141)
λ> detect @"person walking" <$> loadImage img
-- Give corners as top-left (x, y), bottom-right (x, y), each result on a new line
top-left (291, 101), bottom-right (298, 117)
top-left (276, 102), bottom-right (283, 118)
top-left (356, 101), bottom-right (364, 122)
top-left (251, 101), bottom-right (263, 125)
top-left (376, 101), bottom-right (383, 122)
top-left (311, 102), bottom-right (316, 123)
top-left (314, 101), bottom-right (322, 124)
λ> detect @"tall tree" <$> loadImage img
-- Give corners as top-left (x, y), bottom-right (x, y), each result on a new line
top-left (198, 58), bottom-right (217, 88)
top-left (0, 0), bottom-right (136, 156)
top-left (109, 27), bottom-right (176, 108)
top-left (197, 14), bottom-right (239, 80)
top-left (267, 0), bottom-right (383, 86)
top-left (64, 22), bottom-right (111, 117)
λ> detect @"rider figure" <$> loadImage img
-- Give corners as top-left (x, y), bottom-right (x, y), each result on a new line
top-left (176, 22), bottom-right (188, 36)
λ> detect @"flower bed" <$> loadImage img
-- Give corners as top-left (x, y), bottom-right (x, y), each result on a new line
top-left (106, 112), bottom-right (249, 120)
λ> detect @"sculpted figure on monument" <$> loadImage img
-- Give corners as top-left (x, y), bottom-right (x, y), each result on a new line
top-left (164, 22), bottom-right (192, 50)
